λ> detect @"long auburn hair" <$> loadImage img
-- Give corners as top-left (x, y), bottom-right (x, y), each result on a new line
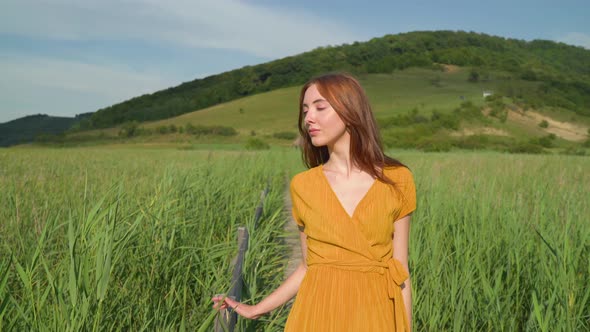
top-left (297, 72), bottom-right (406, 185)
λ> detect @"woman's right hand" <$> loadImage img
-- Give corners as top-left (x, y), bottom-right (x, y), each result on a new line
top-left (211, 295), bottom-right (264, 320)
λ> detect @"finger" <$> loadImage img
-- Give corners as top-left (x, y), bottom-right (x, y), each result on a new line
top-left (213, 303), bottom-right (228, 310)
top-left (224, 297), bottom-right (238, 307)
top-left (212, 299), bottom-right (228, 308)
top-left (224, 299), bottom-right (243, 313)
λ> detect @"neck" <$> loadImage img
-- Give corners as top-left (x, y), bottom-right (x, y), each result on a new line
top-left (325, 132), bottom-right (357, 176)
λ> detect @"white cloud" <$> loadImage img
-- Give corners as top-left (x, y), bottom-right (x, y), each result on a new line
top-left (0, 54), bottom-right (175, 122)
top-left (0, 0), bottom-right (361, 58)
top-left (0, 55), bottom-right (169, 98)
top-left (0, 1), bottom-right (362, 121)
top-left (557, 32), bottom-right (590, 49)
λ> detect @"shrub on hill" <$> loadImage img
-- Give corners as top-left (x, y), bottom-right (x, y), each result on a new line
top-left (272, 131), bottom-right (297, 140)
top-left (119, 121), bottom-right (139, 137)
top-left (157, 125), bottom-right (170, 134)
top-left (456, 101), bottom-right (484, 120)
top-left (35, 132), bottom-right (66, 144)
top-left (508, 142), bottom-right (545, 154)
top-left (430, 110), bottom-right (460, 130)
top-left (137, 127), bottom-right (153, 135)
top-left (379, 102), bottom-right (484, 136)
top-left (378, 108), bottom-right (429, 129)
top-left (245, 138), bottom-right (270, 150)
top-left (485, 94), bottom-right (508, 122)
top-left (468, 68), bottom-right (480, 82)
top-left (184, 123), bottom-right (237, 137)
top-left (452, 135), bottom-right (490, 150)
top-left (381, 130), bottom-right (418, 149)
top-left (415, 137), bottom-right (452, 152)
top-left (560, 147), bottom-right (586, 156)
top-left (379, 102), bottom-right (489, 150)
top-left (36, 132), bottom-right (115, 146)
top-left (536, 135), bottom-right (554, 148)
top-left (153, 124), bottom-right (179, 134)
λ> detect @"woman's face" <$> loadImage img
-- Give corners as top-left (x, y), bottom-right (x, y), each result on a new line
top-left (302, 84), bottom-right (348, 147)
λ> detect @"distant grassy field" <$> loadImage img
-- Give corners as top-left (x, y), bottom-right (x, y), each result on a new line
top-left (62, 67), bottom-right (589, 154)
top-left (147, 67), bottom-right (527, 133)
top-left (1, 147), bottom-right (588, 330)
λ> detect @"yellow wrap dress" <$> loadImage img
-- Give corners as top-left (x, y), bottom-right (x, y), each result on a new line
top-left (285, 164), bottom-right (416, 332)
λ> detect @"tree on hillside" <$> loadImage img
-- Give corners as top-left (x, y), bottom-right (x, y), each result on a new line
top-left (81, 31), bottom-right (590, 130)
top-left (468, 69), bottom-right (480, 82)
top-left (119, 121), bottom-right (139, 137)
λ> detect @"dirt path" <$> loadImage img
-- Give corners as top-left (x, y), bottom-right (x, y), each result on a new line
top-left (450, 127), bottom-right (511, 137)
top-left (441, 64), bottom-right (460, 73)
top-left (508, 110), bottom-right (588, 142)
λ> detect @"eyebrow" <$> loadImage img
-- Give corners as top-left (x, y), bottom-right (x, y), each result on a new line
top-left (302, 98), bottom-right (327, 107)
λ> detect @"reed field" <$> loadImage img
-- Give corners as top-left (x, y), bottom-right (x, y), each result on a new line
top-left (1, 147), bottom-right (588, 331)
top-left (0, 148), bottom-right (293, 331)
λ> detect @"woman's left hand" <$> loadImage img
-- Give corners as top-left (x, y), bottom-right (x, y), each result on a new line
top-left (211, 295), bottom-right (263, 320)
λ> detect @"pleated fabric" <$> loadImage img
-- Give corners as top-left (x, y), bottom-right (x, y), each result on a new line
top-left (285, 164), bottom-right (416, 332)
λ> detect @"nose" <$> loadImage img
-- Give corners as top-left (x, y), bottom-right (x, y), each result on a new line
top-left (304, 110), bottom-right (315, 126)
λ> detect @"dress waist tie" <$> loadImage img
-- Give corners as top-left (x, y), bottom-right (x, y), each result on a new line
top-left (308, 257), bottom-right (409, 332)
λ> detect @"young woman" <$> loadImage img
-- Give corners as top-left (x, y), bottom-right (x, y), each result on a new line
top-left (213, 72), bottom-right (416, 331)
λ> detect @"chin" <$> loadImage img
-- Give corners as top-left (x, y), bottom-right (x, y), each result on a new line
top-left (310, 137), bottom-right (328, 147)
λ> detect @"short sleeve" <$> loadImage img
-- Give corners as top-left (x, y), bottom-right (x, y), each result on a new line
top-left (396, 167), bottom-right (417, 220)
top-left (289, 177), bottom-right (305, 227)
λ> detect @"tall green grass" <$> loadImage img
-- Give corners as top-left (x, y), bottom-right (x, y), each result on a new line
top-left (398, 151), bottom-right (590, 331)
top-left (1, 148), bottom-right (588, 331)
top-left (0, 148), bottom-right (292, 330)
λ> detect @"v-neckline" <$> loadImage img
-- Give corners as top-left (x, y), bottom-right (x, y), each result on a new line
top-left (318, 164), bottom-right (379, 220)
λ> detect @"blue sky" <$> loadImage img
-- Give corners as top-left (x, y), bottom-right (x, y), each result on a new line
top-left (0, 0), bottom-right (588, 123)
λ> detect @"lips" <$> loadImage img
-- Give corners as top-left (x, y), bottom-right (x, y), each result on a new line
top-left (308, 128), bottom-right (320, 135)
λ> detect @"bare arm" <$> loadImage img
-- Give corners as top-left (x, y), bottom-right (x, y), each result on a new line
top-left (213, 229), bottom-right (308, 319)
top-left (393, 214), bottom-right (412, 331)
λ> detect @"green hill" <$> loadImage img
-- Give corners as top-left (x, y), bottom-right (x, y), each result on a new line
top-left (67, 66), bottom-right (590, 154)
top-left (11, 30), bottom-right (590, 153)
top-left (77, 30), bottom-right (590, 131)
top-left (0, 113), bottom-right (91, 147)
top-left (145, 67), bottom-right (495, 133)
